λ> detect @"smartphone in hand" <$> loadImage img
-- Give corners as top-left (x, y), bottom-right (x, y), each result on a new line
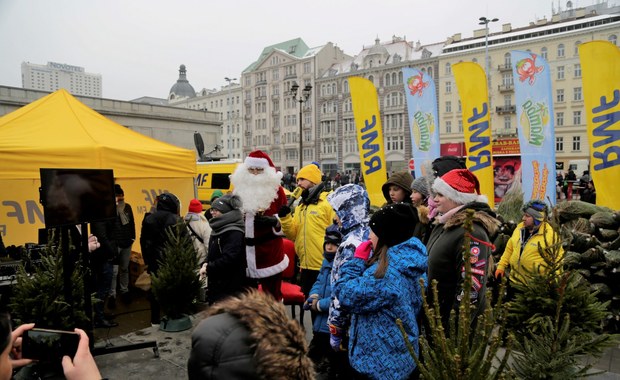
top-left (22, 328), bottom-right (79, 362)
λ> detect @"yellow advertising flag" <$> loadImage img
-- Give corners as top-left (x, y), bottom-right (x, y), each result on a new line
top-left (579, 41), bottom-right (620, 210)
top-left (349, 77), bottom-right (388, 207)
top-left (453, 62), bottom-right (495, 208)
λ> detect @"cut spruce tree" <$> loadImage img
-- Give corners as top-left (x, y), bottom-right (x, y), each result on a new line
top-left (399, 209), bottom-right (513, 379)
top-left (151, 223), bottom-right (202, 324)
top-left (506, 205), bottom-right (617, 378)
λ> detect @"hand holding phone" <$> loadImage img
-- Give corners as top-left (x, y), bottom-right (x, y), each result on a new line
top-left (62, 328), bottom-right (102, 380)
top-left (22, 328), bottom-right (79, 362)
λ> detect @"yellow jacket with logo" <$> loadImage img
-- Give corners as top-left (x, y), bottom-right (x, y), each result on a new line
top-left (280, 191), bottom-right (335, 271)
top-left (497, 221), bottom-right (564, 284)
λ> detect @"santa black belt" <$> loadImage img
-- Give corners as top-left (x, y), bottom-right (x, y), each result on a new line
top-left (245, 235), bottom-right (277, 247)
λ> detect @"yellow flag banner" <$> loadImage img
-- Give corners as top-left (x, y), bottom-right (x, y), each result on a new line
top-left (349, 77), bottom-right (388, 207)
top-left (579, 41), bottom-right (620, 210)
top-left (453, 62), bottom-right (495, 209)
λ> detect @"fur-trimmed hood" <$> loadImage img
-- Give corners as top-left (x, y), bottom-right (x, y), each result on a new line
top-left (188, 290), bottom-right (314, 380)
top-left (441, 201), bottom-right (500, 237)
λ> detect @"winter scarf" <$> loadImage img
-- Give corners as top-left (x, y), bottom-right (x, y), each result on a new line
top-left (209, 209), bottom-right (244, 237)
top-left (117, 201), bottom-right (130, 225)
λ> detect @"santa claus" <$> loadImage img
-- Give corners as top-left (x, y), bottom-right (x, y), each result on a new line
top-left (230, 150), bottom-right (288, 300)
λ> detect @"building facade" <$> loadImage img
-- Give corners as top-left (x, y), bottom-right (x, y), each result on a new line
top-left (21, 61), bottom-right (102, 97)
top-left (168, 67), bottom-right (244, 159)
top-left (316, 36), bottom-right (443, 176)
top-left (438, 3), bottom-right (620, 170)
top-left (240, 38), bottom-right (350, 173)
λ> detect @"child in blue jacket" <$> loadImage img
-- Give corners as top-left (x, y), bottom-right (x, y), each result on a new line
top-left (305, 224), bottom-right (342, 375)
top-left (334, 203), bottom-right (428, 380)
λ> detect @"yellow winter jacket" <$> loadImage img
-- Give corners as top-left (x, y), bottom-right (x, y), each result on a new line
top-left (497, 221), bottom-right (564, 284)
top-left (280, 191), bottom-right (335, 271)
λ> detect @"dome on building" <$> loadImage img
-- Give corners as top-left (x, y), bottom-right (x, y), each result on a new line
top-left (169, 64), bottom-right (196, 100)
top-left (368, 38), bottom-right (389, 56)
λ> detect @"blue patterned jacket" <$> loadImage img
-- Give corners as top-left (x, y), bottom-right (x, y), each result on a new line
top-left (327, 184), bottom-right (370, 330)
top-left (334, 236), bottom-right (428, 380)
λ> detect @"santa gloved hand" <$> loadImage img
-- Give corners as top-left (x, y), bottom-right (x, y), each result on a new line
top-left (254, 215), bottom-right (279, 228)
top-left (354, 240), bottom-right (373, 261)
top-left (278, 205), bottom-right (291, 218)
top-left (329, 324), bottom-right (344, 351)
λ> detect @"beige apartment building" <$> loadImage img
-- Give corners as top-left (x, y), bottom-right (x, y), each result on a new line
top-left (240, 38), bottom-right (349, 173)
top-left (439, 3), bottom-right (620, 171)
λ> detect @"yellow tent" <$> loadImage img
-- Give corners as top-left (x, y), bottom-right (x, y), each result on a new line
top-left (0, 89), bottom-right (197, 247)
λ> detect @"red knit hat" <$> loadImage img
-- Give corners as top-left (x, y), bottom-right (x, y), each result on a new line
top-left (188, 199), bottom-right (203, 213)
top-left (432, 169), bottom-right (488, 205)
top-left (244, 150), bottom-right (275, 169)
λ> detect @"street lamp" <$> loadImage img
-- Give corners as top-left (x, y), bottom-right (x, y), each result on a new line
top-left (224, 76), bottom-right (237, 158)
top-left (290, 81), bottom-right (312, 171)
top-left (479, 16), bottom-right (498, 90)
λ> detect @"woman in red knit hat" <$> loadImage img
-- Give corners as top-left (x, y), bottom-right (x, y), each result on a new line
top-left (425, 168), bottom-right (500, 329)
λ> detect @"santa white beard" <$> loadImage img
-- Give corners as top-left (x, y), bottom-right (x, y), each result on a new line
top-left (230, 164), bottom-right (282, 213)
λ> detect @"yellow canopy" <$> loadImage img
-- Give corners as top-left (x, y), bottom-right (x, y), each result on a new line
top-left (0, 89), bottom-right (195, 179)
top-left (0, 89), bottom-right (197, 247)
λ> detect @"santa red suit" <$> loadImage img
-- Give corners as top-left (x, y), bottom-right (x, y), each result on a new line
top-left (230, 150), bottom-right (288, 300)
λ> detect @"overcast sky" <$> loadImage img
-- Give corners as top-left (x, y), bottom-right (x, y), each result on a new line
top-left (0, 0), bottom-right (593, 101)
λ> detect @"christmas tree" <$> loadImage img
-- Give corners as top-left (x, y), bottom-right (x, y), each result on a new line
top-left (151, 223), bottom-right (202, 320)
top-left (506, 207), bottom-right (616, 378)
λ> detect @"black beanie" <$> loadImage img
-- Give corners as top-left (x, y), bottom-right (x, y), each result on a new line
top-left (369, 203), bottom-right (418, 247)
top-left (114, 184), bottom-right (124, 195)
top-left (323, 224), bottom-right (342, 248)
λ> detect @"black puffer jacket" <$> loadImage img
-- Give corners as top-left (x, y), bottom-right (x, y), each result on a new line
top-left (187, 290), bottom-right (315, 380)
top-left (426, 202), bottom-right (500, 328)
top-left (140, 193), bottom-right (182, 274)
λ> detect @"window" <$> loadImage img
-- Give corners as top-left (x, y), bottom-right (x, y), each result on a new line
top-left (574, 41), bottom-right (581, 56)
top-left (557, 65), bottom-right (564, 80)
top-left (272, 69), bottom-right (279, 80)
top-left (556, 112), bottom-right (564, 126)
top-left (574, 64), bottom-right (581, 78)
top-left (458, 120), bottom-right (463, 133)
top-left (445, 81), bottom-right (452, 93)
top-left (502, 73), bottom-right (514, 86)
top-left (445, 120), bottom-right (452, 133)
top-left (609, 34), bottom-right (617, 45)
top-left (504, 116), bottom-right (512, 129)
top-left (343, 80), bottom-right (349, 93)
top-left (557, 43), bottom-right (565, 58)
top-left (304, 62), bottom-right (311, 74)
top-left (573, 87), bottom-right (582, 101)
top-left (504, 53), bottom-right (511, 67)
top-left (344, 118), bottom-right (355, 133)
top-left (445, 101), bottom-right (452, 113)
top-left (368, 75), bottom-right (374, 84)
top-left (572, 136), bottom-right (581, 151)
top-left (573, 111), bottom-right (582, 125)
top-left (556, 89), bottom-right (564, 102)
top-left (427, 67), bottom-right (433, 78)
top-left (445, 62), bottom-right (451, 75)
top-left (504, 95), bottom-right (512, 107)
top-left (541, 47), bottom-right (548, 60)
top-left (556, 136), bottom-right (564, 152)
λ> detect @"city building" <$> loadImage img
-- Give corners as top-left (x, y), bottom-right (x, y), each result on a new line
top-left (168, 66), bottom-right (244, 160)
top-left (21, 61), bottom-right (102, 97)
top-left (438, 1), bottom-right (620, 171)
top-left (316, 36), bottom-right (443, 176)
top-left (240, 38), bottom-right (350, 173)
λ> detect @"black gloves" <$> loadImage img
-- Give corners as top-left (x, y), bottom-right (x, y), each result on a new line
top-left (278, 205), bottom-right (291, 218)
top-left (254, 215), bottom-right (279, 228)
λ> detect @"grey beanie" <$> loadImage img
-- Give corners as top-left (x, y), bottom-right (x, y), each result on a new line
top-left (410, 177), bottom-right (429, 198)
top-left (211, 194), bottom-right (242, 214)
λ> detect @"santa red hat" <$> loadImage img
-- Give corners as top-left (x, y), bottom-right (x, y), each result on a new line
top-left (245, 150), bottom-right (275, 169)
top-left (432, 169), bottom-right (488, 205)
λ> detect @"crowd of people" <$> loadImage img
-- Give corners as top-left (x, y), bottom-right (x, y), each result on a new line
top-left (1, 150), bottom-right (569, 379)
